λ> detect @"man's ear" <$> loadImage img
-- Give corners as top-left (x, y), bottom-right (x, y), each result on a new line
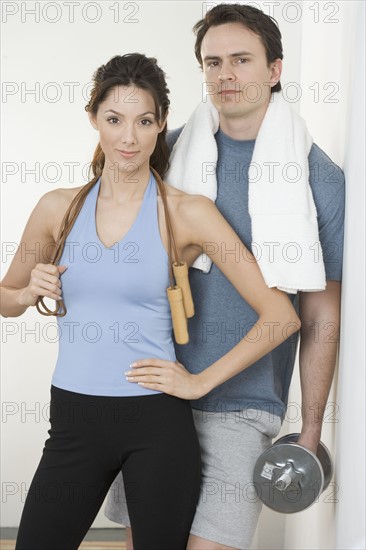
top-left (88, 111), bottom-right (98, 130)
top-left (269, 58), bottom-right (283, 88)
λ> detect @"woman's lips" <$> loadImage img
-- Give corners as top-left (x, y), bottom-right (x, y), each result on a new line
top-left (117, 150), bottom-right (139, 158)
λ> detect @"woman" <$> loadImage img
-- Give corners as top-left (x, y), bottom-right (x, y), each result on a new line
top-left (0, 53), bottom-right (300, 550)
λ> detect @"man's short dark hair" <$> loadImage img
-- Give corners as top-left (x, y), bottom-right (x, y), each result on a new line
top-left (194, 3), bottom-right (283, 93)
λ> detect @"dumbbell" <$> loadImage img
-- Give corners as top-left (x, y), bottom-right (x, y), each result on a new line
top-left (253, 433), bottom-right (333, 513)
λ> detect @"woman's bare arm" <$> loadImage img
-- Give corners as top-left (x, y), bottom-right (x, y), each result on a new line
top-left (0, 191), bottom-right (66, 317)
top-left (126, 194), bottom-right (301, 398)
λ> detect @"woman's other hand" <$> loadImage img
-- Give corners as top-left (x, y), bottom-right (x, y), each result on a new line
top-left (18, 264), bottom-right (67, 307)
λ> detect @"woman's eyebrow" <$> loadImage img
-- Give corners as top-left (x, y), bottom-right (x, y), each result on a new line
top-left (104, 109), bottom-right (156, 117)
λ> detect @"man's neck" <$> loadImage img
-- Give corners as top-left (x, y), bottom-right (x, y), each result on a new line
top-left (218, 101), bottom-right (269, 141)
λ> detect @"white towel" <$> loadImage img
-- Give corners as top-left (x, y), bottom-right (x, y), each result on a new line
top-left (165, 92), bottom-right (326, 294)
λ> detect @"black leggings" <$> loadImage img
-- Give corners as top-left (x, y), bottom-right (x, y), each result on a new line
top-left (15, 385), bottom-right (201, 550)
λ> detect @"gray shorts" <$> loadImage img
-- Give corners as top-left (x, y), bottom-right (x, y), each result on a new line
top-left (105, 408), bottom-right (281, 549)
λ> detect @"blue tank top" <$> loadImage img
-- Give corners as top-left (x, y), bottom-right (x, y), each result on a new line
top-left (51, 172), bottom-right (175, 396)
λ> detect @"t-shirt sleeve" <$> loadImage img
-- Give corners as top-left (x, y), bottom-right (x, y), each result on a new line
top-left (308, 143), bottom-right (345, 282)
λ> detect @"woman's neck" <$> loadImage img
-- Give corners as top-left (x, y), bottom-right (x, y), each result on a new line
top-left (99, 163), bottom-right (151, 203)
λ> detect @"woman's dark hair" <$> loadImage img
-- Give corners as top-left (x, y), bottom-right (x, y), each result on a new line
top-left (86, 53), bottom-right (171, 179)
top-left (194, 4), bottom-right (283, 93)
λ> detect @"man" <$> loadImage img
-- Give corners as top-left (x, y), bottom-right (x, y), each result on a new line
top-left (105, 5), bottom-right (344, 549)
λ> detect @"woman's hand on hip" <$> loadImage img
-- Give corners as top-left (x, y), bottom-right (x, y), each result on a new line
top-left (125, 358), bottom-right (206, 400)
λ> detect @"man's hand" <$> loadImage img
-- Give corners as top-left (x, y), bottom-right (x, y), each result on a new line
top-left (297, 433), bottom-right (321, 455)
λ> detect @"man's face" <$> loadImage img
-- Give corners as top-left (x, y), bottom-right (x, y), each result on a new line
top-left (200, 23), bottom-right (282, 120)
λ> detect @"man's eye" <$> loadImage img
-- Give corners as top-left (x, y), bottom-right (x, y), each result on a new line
top-left (237, 58), bottom-right (248, 64)
top-left (207, 61), bottom-right (219, 68)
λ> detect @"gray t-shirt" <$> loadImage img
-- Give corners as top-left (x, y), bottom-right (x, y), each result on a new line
top-left (167, 126), bottom-right (345, 419)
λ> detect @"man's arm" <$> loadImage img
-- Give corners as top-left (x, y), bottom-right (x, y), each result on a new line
top-left (297, 281), bottom-right (341, 453)
top-left (297, 143), bottom-right (345, 453)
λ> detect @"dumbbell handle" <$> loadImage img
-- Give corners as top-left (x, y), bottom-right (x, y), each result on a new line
top-left (274, 463), bottom-right (302, 491)
top-left (275, 472), bottom-right (292, 491)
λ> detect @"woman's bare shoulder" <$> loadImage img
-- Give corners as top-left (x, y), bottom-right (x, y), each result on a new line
top-left (41, 184), bottom-right (85, 209)
top-left (164, 181), bottom-right (214, 210)
top-left (36, 184), bottom-right (86, 240)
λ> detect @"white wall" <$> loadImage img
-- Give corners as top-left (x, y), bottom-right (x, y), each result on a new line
top-left (252, 2), bottom-right (366, 549)
top-left (335, 2), bottom-right (365, 548)
top-left (1, 1), bottom-right (365, 545)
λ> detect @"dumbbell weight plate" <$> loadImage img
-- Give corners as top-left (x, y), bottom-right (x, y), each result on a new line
top-left (275, 434), bottom-right (333, 491)
top-left (254, 442), bottom-right (325, 513)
